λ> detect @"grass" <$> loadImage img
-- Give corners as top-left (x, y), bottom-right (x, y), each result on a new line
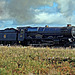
top-left (0, 46), bottom-right (75, 75)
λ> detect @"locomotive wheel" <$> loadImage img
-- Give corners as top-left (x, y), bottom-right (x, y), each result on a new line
top-left (27, 40), bottom-right (31, 46)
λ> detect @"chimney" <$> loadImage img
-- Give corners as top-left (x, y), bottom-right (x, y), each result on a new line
top-left (67, 24), bottom-right (71, 27)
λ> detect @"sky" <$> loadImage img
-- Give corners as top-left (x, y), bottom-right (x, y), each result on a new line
top-left (0, 0), bottom-right (75, 29)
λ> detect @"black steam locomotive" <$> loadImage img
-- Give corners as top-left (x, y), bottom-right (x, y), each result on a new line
top-left (0, 24), bottom-right (75, 47)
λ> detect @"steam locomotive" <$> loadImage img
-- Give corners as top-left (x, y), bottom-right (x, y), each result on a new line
top-left (0, 24), bottom-right (75, 47)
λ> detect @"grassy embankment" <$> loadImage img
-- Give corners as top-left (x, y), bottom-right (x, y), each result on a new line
top-left (0, 46), bottom-right (75, 75)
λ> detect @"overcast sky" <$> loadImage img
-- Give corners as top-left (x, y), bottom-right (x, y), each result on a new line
top-left (0, 0), bottom-right (75, 29)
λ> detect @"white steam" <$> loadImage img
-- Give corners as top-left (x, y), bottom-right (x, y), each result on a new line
top-left (55, 0), bottom-right (75, 23)
top-left (34, 12), bottom-right (66, 24)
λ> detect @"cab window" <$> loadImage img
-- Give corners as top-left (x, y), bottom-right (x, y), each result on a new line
top-left (21, 29), bottom-right (24, 34)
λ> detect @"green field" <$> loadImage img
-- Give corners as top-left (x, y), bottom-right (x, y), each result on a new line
top-left (0, 46), bottom-right (75, 75)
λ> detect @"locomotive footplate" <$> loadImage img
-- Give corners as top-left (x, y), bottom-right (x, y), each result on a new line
top-left (29, 43), bottom-right (52, 47)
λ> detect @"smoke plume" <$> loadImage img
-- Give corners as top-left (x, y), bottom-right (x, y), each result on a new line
top-left (7, 0), bottom-right (54, 24)
top-left (0, 0), bottom-right (75, 25)
top-left (0, 0), bottom-right (9, 20)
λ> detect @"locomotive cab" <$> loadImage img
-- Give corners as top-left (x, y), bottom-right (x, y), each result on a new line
top-left (17, 27), bottom-right (27, 45)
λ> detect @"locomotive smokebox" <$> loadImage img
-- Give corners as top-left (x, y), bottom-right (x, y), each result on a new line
top-left (67, 24), bottom-right (71, 27)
